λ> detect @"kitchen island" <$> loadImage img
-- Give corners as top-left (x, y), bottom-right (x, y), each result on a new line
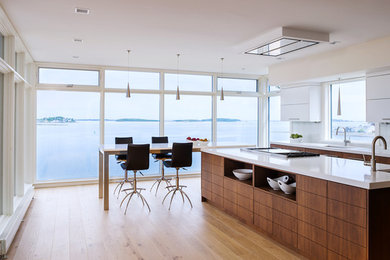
top-left (201, 148), bottom-right (390, 260)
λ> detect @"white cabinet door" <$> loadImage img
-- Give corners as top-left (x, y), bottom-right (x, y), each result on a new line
top-left (366, 74), bottom-right (390, 100)
top-left (280, 87), bottom-right (310, 105)
top-left (366, 99), bottom-right (390, 122)
top-left (281, 104), bottom-right (309, 121)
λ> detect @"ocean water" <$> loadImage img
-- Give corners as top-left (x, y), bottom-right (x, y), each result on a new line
top-left (36, 121), bottom-right (258, 181)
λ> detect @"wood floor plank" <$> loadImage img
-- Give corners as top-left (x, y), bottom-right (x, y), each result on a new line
top-left (7, 177), bottom-right (304, 260)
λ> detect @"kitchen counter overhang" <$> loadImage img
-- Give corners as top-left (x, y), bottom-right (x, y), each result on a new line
top-left (202, 148), bottom-right (390, 189)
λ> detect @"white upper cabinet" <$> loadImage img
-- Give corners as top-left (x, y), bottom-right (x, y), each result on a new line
top-left (280, 85), bottom-right (321, 121)
top-left (366, 72), bottom-right (390, 122)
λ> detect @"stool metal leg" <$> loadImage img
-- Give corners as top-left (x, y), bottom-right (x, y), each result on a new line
top-left (114, 170), bottom-right (133, 198)
top-left (162, 168), bottom-right (193, 210)
top-left (120, 170), bottom-right (151, 214)
top-left (150, 161), bottom-right (172, 195)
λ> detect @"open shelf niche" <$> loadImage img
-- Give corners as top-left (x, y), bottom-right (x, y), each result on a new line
top-left (224, 158), bottom-right (254, 186)
top-left (254, 165), bottom-right (297, 201)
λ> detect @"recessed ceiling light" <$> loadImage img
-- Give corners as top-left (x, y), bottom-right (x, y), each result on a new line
top-left (72, 56), bottom-right (79, 59)
top-left (74, 8), bottom-right (90, 15)
top-left (73, 38), bottom-right (83, 43)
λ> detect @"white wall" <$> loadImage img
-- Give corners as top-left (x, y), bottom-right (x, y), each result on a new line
top-left (269, 35), bottom-right (390, 85)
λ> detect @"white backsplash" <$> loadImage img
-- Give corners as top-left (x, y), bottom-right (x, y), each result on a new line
top-left (379, 123), bottom-right (390, 142)
top-left (291, 121), bottom-right (323, 142)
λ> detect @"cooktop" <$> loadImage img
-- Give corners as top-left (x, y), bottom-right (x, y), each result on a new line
top-left (240, 147), bottom-right (320, 158)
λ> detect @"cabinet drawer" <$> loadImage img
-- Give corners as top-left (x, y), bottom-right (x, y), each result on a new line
top-left (201, 168), bottom-right (212, 180)
top-left (297, 175), bottom-right (327, 197)
top-left (328, 182), bottom-right (366, 208)
top-left (237, 206), bottom-right (253, 225)
top-left (201, 179), bottom-right (212, 191)
top-left (254, 189), bottom-right (272, 207)
top-left (273, 210), bottom-right (297, 233)
top-left (201, 188), bottom-right (212, 200)
top-left (211, 164), bottom-right (224, 176)
top-left (212, 182), bottom-right (223, 197)
top-left (223, 177), bottom-right (237, 192)
top-left (223, 198), bottom-right (236, 216)
top-left (327, 250), bottom-right (347, 260)
top-left (254, 202), bottom-right (272, 221)
top-left (327, 233), bottom-right (367, 260)
top-left (297, 206), bottom-right (326, 230)
top-left (211, 193), bottom-right (223, 209)
top-left (327, 216), bottom-right (366, 247)
top-left (328, 199), bottom-right (367, 228)
top-left (211, 174), bottom-right (224, 186)
top-left (273, 223), bottom-right (297, 248)
top-left (237, 194), bottom-right (253, 211)
top-left (254, 214), bottom-right (272, 234)
top-left (298, 221), bottom-right (327, 246)
top-left (273, 196), bottom-right (297, 218)
top-left (298, 235), bottom-right (327, 260)
top-left (223, 188), bottom-right (237, 203)
top-left (297, 190), bottom-right (327, 214)
top-left (236, 182), bottom-right (253, 199)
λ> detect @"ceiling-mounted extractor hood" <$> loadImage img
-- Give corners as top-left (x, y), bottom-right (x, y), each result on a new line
top-left (245, 27), bottom-right (329, 57)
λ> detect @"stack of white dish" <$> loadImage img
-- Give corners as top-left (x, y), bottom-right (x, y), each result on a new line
top-left (266, 175), bottom-right (296, 194)
top-left (232, 169), bottom-right (253, 180)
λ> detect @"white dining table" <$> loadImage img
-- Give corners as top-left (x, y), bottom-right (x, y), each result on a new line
top-left (98, 143), bottom-right (202, 210)
top-left (98, 142), bottom-right (254, 210)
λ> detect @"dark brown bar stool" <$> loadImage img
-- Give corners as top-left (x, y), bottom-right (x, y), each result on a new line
top-left (120, 144), bottom-right (151, 214)
top-left (150, 136), bottom-right (172, 195)
top-left (162, 142), bottom-right (193, 210)
top-left (113, 137), bottom-right (133, 197)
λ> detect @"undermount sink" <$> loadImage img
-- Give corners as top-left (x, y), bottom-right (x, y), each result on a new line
top-left (324, 145), bottom-right (356, 149)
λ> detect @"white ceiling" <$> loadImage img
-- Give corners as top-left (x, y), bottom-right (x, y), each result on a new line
top-left (1, 0), bottom-right (390, 75)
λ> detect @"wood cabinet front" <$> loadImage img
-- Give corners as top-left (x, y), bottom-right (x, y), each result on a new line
top-left (201, 152), bottom-right (390, 260)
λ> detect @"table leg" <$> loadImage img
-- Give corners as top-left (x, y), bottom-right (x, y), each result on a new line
top-left (104, 153), bottom-right (110, 210)
top-left (99, 150), bottom-right (103, 198)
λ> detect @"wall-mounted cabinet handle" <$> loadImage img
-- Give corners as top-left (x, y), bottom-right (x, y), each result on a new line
top-left (289, 118), bottom-right (300, 120)
top-left (382, 118), bottom-right (390, 121)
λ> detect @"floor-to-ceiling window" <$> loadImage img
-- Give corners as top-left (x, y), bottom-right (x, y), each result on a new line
top-left (36, 91), bottom-right (100, 180)
top-left (216, 78), bottom-right (258, 145)
top-left (268, 86), bottom-right (290, 143)
top-left (36, 67), bottom-right (260, 181)
top-left (330, 80), bottom-right (374, 142)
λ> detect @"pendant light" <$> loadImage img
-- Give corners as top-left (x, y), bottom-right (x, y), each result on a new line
top-left (126, 50), bottom-right (131, 98)
top-left (337, 78), bottom-right (341, 116)
top-left (176, 53), bottom-right (181, 100)
top-left (220, 57), bottom-right (224, 101)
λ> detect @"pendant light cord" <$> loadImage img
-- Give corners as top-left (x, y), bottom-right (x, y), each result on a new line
top-left (177, 53), bottom-right (180, 87)
top-left (220, 57), bottom-right (224, 87)
top-left (127, 50), bottom-right (130, 84)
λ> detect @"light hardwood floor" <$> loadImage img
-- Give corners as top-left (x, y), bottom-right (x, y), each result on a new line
top-left (7, 177), bottom-right (304, 260)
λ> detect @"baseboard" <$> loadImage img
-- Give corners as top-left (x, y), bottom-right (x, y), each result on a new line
top-left (0, 185), bottom-right (34, 255)
top-left (34, 173), bottom-right (201, 189)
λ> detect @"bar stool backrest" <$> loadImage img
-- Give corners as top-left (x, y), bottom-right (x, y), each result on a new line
top-left (171, 142), bottom-right (193, 168)
top-left (151, 136), bottom-right (168, 144)
top-left (126, 144), bottom-right (150, 171)
top-left (115, 137), bottom-right (133, 144)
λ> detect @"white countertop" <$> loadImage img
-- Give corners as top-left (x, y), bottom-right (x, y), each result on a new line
top-left (271, 141), bottom-right (390, 158)
top-left (203, 148), bottom-right (390, 190)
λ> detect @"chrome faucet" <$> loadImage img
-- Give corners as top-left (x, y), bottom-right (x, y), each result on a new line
top-left (371, 136), bottom-right (388, 171)
top-left (336, 127), bottom-right (351, 146)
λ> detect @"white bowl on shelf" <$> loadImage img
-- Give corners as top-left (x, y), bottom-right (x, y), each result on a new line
top-left (290, 138), bottom-right (303, 143)
top-left (278, 181), bottom-right (296, 194)
top-left (267, 176), bottom-right (290, 190)
top-left (232, 169), bottom-right (253, 181)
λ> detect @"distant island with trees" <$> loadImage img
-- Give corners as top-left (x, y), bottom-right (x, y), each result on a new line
top-left (37, 116), bottom-right (242, 123)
